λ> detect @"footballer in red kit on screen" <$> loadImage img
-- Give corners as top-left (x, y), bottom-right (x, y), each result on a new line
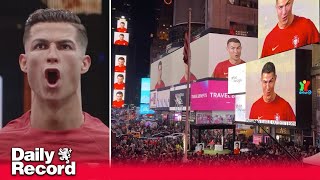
top-left (114, 55), bottom-right (127, 72)
top-left (259, 0), bottom-right (320, 58)
top-left (246, 50), bottom-right (296, 126)
top-left (114, 32), bottom-right (129, 46)
top-left (112, 90), bottom-right (125, 108)
top-left (116, 19), bottom-right (128, 33)
top-left (114, 72), bottom-right (126, 90)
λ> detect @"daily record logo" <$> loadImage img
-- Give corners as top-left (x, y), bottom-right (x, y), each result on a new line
top-left (11, 148), bottom-right (76, 176)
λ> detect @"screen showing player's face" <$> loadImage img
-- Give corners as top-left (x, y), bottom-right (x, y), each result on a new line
top-left (276, 0), bottom-right (294, 28)
top-left (116, 93), bottom-right (123, 101)
top-left (235, 143), bottom-right (239, 149)
top-left (118, 59), bottom-right (125, 67)
top-left (120, 22), bottom-right (125, 28)
top-left (227, 42), bottom-right (242, 62)
top-left (117, 76), bottom-right (124, 84)
top-left (119, 34), bottom-right (124, 40)
top-left (261, 72), bottom-right (277, 103)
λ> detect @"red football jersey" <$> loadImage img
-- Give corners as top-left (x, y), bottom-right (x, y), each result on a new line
top-left (154, 80), bottom-right (165, 89)
top-left (112, 100), bottom-right (124, 108)
top-left (213, 59), bottom-right (246, 78)
top-left (117, 27), bottom-right (127, 33)
top-left (115, 65), bottom-right (126, 72)
top-left (180, 73), bottom-right (197, 83)
top-left (0, 111), bottom-right (109, 164)
top-left (114, 40), bottom-right (129, 46)
top-left (249, 95), bottom-right (296, 121)
top-left (114, 83), bottom-right (125, 90)
top-left (261, 15), bottom-right (320, 58)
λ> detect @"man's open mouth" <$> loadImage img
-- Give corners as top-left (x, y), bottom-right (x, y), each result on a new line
top-left (45, 69), bottom-right (60, 85)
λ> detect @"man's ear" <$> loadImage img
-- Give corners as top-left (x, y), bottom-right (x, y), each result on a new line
top-left (81, 55), bottom-right (91, 74)
top-left (19, 54), bottom-right (28, 73)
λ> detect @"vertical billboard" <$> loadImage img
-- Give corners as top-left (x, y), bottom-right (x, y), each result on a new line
top-left (112, 17), bottom-right (129, 108)
top-left (140, 78), bottom-right (151, 104)
top-left (246, 50), bottom-right (296, 126)
top-left (228, 63), bottom-right (246, 94)
top-left (258, 0), bottom-right (320, 58)
top-left (190, 80), bottom-right (235, 111)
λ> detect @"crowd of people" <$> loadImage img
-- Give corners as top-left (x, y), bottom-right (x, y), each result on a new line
top-left (111, 110), bottom-right (319, 167)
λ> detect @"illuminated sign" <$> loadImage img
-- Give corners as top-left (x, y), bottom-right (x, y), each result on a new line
top-left (299, 80), bottom-right (312, 95)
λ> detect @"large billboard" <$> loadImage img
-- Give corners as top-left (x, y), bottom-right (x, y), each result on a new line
top-left (258, 0), bottom-right (320, 58)
top-left (190, 80), bottom-right (235, 111)
top-left (196, 111), bottom-right (234, 125)
top-left (139, 103), bottom-right (155, 115)
top-left (246, 50), bottom-right (296, 126)
top-left (150, 33), bottom-right (258, 90)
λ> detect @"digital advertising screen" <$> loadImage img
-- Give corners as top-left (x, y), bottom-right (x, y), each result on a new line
top-left (190, 80), bottom-right (235, 111)
top-left (208, 33), bottom-right (258, 79)
top-left (246, 50), bottom-right (296, 126)
top-left (139, 104), bottom-right (155, 115)
top-left (258, 0), bottom-right (320, 58)
top-left (235, 94), bottom-right (246, 123)
top-left (113, 72), bottom-right (126, 90)
top-left (112, 90), bottom-right (125, 108)
top-left (196, 111), bottom-right (234, 125)
top-left (114, 55), bottom-right (127, 72)
top-left (113, 32), bottom-right (129, 46)
top-left (150, 91), bottom-right (157, 109)
top-left (169, 84), bottom-right (188, 111)
top-left (140, 78), bottom-right (151, 104)
top-left (116, 18), bottom-right (128, 33)
top-left (156, 88), bottom-right (170, 110)
top-left (228, 63), bottom-right (246, 94)
top-left (150, 33), bottom-right (258, 90)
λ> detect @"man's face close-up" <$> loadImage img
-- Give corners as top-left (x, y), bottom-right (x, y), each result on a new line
top-left (118, 59), bottom-right (125, 67)
top-left (276, 0), bottom-right (294, 28)
top-left (119, 35), bottom-right (124, 40)
top-left (117, 76), bottom-right (124, 83)
top-left (261, 72), bottom-right (277, 102)
top-left (20, 22), bottom-right (88, 102)
top-left (116, 94), bottom-right (123, 101)
top-left (227, 42), bottom-right (242, 62)
top-left (120, 23), bottom-right (125, 28)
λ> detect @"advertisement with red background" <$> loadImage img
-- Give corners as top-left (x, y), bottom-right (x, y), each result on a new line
top-left (191, 80), bottom-right (235, 111)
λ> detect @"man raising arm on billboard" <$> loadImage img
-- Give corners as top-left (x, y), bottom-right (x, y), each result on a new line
top-left (260, 0), bottom-right (320, 58)
top-left (249, 62), bottom-right (295, 121)
top-left (212, 38), bottom-right (245, 79)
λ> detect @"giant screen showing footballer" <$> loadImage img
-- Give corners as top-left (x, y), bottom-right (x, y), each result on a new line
top-left (258, 0), bottom-right (320, 58)
top-left (246, 50), bottom-right (296, 126)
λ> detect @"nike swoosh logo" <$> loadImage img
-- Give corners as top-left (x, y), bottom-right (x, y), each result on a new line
top-left (272, 45), bottom-right (279, 51)
top-left (224, 73), bottom-right (228, 75)
top-left (258, 116), bottom-right (263, 119)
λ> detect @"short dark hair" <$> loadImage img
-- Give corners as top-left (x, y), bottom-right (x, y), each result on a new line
top-left (23, 8), bottom-right (88, 51)
top-left (235, 142), bottom-right (239, 145)
top-left (117, 74), bottom-right (124, 78)
top-left (118, 57), bottom-right (125, 61)
top-left (116, 91), bottom-right (123, 96)
top-left (227, 38), bottom-right (241, 46)
top-left (120, 22), bottom-right (125, 24)
top-left (261, 62), bottom-right (276, 75)
top-left (119, 34), bottom-right (124, 37)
